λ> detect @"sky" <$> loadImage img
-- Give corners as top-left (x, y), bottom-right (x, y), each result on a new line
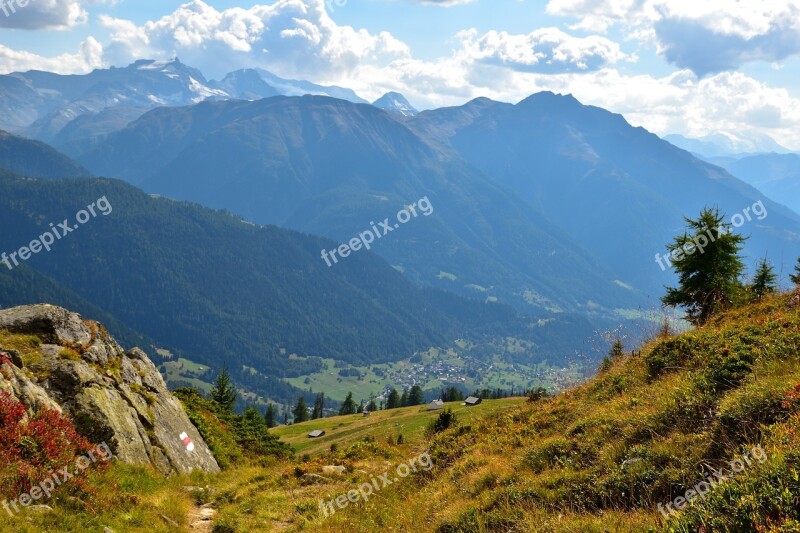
top-left (0, 0), bottom-right (799, 150)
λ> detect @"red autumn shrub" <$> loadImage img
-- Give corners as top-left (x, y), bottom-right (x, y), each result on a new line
top-left (0, 391), bottom-right (97, 498)
top-left (782, 382), bottom-right (800, 411)
top-left (0, 352), bottom-right (13, 379)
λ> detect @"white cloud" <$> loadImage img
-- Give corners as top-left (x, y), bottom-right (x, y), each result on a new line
top-left (546, 0), bottom-right (800, 75)
top-left (0, 37), bottom-right (103, 73)
top-left (95, 0), bottom-right (624, 81)
top-left (342, 53), bottom-right (800, 150)
top-left (0, 0), bottom-right (797, 150)
top-left (456, 27), bottom-right (635, 73)
top-left (0, 0), bottom-right (99, 30)
top-left (99, 0), bottom-right (410, 79)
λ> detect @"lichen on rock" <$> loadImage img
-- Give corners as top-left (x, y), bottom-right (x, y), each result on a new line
top-left (0, 304), bottom-right (220, 475)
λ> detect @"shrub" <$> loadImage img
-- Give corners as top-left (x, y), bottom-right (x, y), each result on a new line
top-left (526, 387), bottom-right (550, 403)
top-left (0, 392), bottom-right (99, 499)
top-left (426, 408), bottom-right (458, 438)
top-left (645, 336), bottom-right (699, 378)
top-left (173, 388), bottom-right (292, 469)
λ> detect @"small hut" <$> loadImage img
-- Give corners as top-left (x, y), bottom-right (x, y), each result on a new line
top-left (308, 429), bottom-right (326, 438)
top-left (428, 399), bottom-right (445, 411)
top-left (464, 396), bottom-right (482, 406)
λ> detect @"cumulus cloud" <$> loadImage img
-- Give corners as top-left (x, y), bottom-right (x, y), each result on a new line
top-left (457, 27), bottom-right (634, 73)
top-left (0, 0), bottom-right (90, 30)
top-left (0, 37), bottom-right (103, 73)
top-left (0, 0), bottom-right (797, 149)
top-left (546, 0), bottom-right (800, 75)
top-left (99, 0), bottom-right (410, 79)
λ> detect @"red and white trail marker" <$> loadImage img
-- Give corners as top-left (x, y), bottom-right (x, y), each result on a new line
top-left (180, 432), bottom-right (195, 452)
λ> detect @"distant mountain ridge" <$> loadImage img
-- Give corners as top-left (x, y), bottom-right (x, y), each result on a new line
top-left (664, 132), bottom-right (793, 159)
top-left (0, 129), bottom-right (91, 178)
top-left (404, 91), bottom-right (800, 294)
top-left (0, 59), bottom-right (372, 152)
top-left (710, 153), bottom-right (800, 215)
top-left (76, 94), bottom-right (641, 316)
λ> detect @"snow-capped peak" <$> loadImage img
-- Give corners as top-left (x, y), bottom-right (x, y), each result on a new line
top-left (372, 92), bottom-right (418, 117)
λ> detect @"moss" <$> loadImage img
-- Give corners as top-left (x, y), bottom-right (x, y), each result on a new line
top-left (0, 330), bottom-right (42, 366)
top-left (58, 348), bottom-right (82, 361)
top-left (130, 383), bottom-right (157, 406)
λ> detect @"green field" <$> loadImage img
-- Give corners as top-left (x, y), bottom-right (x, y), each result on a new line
top-left (161, 357), bottom-right (213, 393)
top-left (161, 348), bottom-right (584, 408)
top-left (271, 397), bottom-right (524, 455)
top-left (284, 349), bottom-right (584, 403)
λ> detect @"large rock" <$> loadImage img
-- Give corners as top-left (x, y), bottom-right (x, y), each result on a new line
top-left (0, 304), bottom-right (219, 475)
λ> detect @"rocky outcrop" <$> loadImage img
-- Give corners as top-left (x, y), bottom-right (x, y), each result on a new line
top-left (0, 304), bottom-right (220, 475)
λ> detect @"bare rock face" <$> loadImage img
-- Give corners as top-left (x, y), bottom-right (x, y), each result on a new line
top-left (0, 304), bottom-right (220, 475)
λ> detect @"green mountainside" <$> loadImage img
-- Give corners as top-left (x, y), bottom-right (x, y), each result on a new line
top-left (0, 170), bottom-right (581, 405)
top-left (0, 129), bottom-right (91, 179)
top-left (77, 95), bottom-right (641, 315)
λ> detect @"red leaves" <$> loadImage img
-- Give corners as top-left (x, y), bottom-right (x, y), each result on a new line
top-left (781, 383), bottom-right (800, 411)
top-left (0, 391), bottom-right (97, 499)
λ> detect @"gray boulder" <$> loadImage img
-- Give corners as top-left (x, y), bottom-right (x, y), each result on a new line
top-left (0, 304), bottom-right (219, 475)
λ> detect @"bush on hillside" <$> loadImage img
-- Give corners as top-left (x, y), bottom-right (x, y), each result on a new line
top-left (426, 408), bottom-right (458, 438)
top-left (0, 391), bottom-right (99, 498)
top-left (174, 387), bottom-right (291, 469)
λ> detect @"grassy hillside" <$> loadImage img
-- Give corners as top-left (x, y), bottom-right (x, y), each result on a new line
top-left (228, 291), bottom-right (800, 532)
top-left (289, 292), bottom-right (799, 532)
top-left (272, 397), bottom-right (523, 456)
top-left (5, 293), bottom-right (800, 532)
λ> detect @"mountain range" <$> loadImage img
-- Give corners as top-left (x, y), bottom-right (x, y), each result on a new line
top-left (402, 93), bottom-right (800, 292)
top-left (0, 59), bottom-right (375, 156)
top-left (664, 132), bottom-right (793, 159)
top-left (3, 59), bottom-right (800, 406)
top-left (73, 90), bottom-right (800, 305)
top-left (75, 95), bottom-right (642, 316)
top-left (0, 131), bottom-right (597, 405)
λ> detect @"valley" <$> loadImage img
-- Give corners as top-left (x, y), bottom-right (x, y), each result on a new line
top-left (164, 348), bottom-right (585, 407)
top-left (1, 10), bottom-right (799, 527)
